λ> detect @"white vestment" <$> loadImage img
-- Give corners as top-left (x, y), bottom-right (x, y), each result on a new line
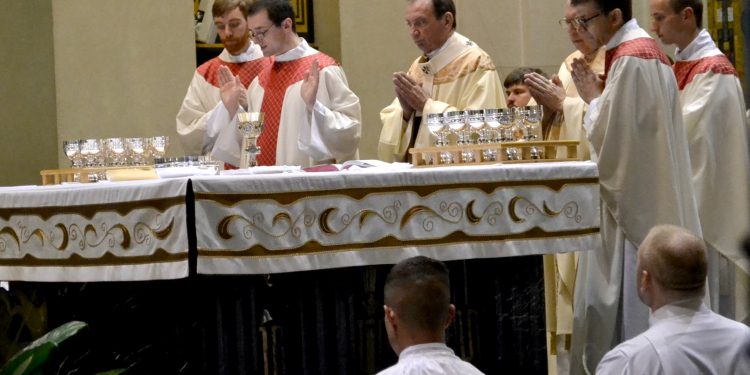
top-left (542, 47), bottom-right (605, 375)
top-left (596, 299), bottom-right (750, 375)
top-left (570, 20), bottom-right (702, 375)
top-left (376, 343), bottom-right (484, 375)
top-left (212, 39), bottom-right (361, 167)
top-left (378, 32), bottom-right (505, 162)
top-left (176, 42), bottom-right (267, 155)
top-left (674, 29), bottom-right (750, 319)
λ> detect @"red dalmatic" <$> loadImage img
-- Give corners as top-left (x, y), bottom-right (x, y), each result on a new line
top-left (256, 53), bottom-right (337, 166)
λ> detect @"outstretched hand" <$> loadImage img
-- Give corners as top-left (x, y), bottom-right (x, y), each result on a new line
top-left (218, 65), bottom-right (247, 117)
top-left (301, 59), bottom-right (320, 111)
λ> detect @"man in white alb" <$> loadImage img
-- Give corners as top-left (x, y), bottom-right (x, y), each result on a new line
top-left (212, 0), bottom-right (361, 168)
top-left (176, 0), bottom-right (268, 155)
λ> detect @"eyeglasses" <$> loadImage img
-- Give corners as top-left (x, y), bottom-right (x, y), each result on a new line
top-left (250, 25), bottom-right (275, 41)
top-left (558, 13), bottom-right (601, 31)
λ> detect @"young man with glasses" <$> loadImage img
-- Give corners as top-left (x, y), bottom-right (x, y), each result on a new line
top-left (377, 0), bottom-right (505, 163)
top-left (212, 0), bottom-right (361, 168)
top-left (176, 0), bottom-right (269, 156)
top-left (565, 1), bottom-right (701, 374)
top-left (650, 0), bottom-right (750, 323)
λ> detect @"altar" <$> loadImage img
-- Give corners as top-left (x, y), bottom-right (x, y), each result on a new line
top-left (0, 162), bottom-right (600, 374)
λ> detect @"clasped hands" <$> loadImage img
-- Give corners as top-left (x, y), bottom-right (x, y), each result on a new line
top-left (570, 57), bottom-right (604, 104)
top-left (393, 72), bottom-right (427, 121)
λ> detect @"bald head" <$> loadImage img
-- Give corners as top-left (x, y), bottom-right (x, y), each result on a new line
top-left (384, 256), bottom-right (451, 333)
top-left (638, 225), bottom-right (707, 297)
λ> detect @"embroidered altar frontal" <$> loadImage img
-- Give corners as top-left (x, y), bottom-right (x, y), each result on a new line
top-left (192, 161), bottom-right (600, 274)
top-left (0, 179), bottom-right (190, 281)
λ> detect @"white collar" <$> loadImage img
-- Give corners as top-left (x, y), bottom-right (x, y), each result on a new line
top-left (219, 40), bottom-right (263, 63)
top-left (426, 31), bottom-right (455, 60)
top-left (606, 18), bottom-right (649, 50)
top-left (275, 37), bottom-right (317, 62)
top-left (648, 297), bottom-right (707, 327)
top-left (676, 29), bottom-right (723, 61)
top-left (398, 343), bottom-right (453, 360)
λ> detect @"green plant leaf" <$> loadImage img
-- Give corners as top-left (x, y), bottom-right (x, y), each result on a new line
top-left (0, 321), bottom-right (87, 375)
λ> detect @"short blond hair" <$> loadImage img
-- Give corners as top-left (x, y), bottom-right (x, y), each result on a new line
top-left (639, 225), bottom-right (706, 295)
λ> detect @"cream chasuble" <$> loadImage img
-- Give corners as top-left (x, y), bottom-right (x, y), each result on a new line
top-left (674, 29), bottom-right (750, 320)
top-left (550, 48), bottom-right (605, 160)
top-left (543, 48), bottom-right (606, 374)
top-left (176, 42), bottom-right (268, 155)
top-left (570, 20), bottom-right (702, 375)
top-left (211, 39), bottom-right (361, 167)
top-left (378, 32), bottom-right (505, 162)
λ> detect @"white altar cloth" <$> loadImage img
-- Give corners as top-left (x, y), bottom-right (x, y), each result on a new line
top-left (191, 162), bottom-right (600, 274)
top-left (0, 178), bottom-right (190, 281)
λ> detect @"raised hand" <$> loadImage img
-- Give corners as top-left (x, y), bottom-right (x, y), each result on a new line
top-left (301, 59), bottom-right (320, 111)
top-left (218, 65), bottom-right (246, 117)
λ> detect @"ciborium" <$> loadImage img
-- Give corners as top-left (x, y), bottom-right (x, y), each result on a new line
top-left (237, 111), bottom-right (264, 168)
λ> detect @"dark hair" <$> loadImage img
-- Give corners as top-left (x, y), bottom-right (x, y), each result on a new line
top-left (248, 0), bottom-right (297, 32)
top-left (504, 67), bottom-right (547, 89)
top-left (671, 0), bottom-right (703, 28)
top-left (212, 0), bottom-right (250, 18)
top-left (571, 0), bottom-right (632, 23)
top-left (384, 256), bottom-right (451, 333)
top-left (409, 0), bottom-right (457, 29)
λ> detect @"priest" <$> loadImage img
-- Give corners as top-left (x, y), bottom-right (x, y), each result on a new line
top-left (377, 0), bottom-right (505, 162)
top-left (566, 1), bottom-right (702, 373)
top-left (212, 0), bottom-right (361, 167)
top-left (524, 0), bottom-right (605, 161)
